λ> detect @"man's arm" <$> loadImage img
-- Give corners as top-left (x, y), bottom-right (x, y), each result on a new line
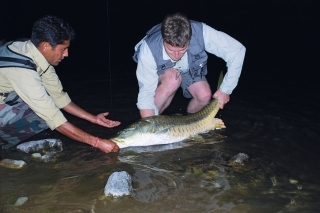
top-left (57, 102), bottom-right (121, 153)
top-left (62, 102), bottom-right (120, 127)
top-left (136, 40), bottom-right (159, 117)
top-left (202, 23), bottom-right (246, 107)
top-left (55, 121), bottom-right (119, 153)
top-left (140, 109), bottom-right (155, 118)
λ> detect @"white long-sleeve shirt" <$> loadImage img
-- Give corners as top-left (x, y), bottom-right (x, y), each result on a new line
top-left (135, 23), bottom-right (246, 114)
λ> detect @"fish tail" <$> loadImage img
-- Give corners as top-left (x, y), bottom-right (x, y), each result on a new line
top-left (213, 118), bottom-right (226, 129)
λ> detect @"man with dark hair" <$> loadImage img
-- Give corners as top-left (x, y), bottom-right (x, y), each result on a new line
top-left (133, 12), bottom-right (246, 118)
top-left (0, 15), bottom-right (120, 153)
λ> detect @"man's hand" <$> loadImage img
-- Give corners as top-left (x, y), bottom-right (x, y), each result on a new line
top-left (213, 89), bottom-right (230, 109)
top-left (62, 103), bottom-right (120, 128)
top-left (96, 138), bottom-right (120, 153)
top-left (94, 112), bottom-right (121, 128)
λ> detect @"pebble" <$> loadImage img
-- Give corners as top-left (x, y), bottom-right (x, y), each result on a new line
top-left (32, 153), bottom-right (42, 158)
top-left (0, 159), bottom-right (26, 169)
top-left (14, 197), bottom-right (28, 206)
top-left (289, 178), bottom-right (299, 184)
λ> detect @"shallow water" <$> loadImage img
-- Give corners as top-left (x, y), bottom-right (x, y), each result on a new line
top-left (1, 76), bottom-right (319, 213)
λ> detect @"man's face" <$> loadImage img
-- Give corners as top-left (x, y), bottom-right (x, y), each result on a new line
top-left (42, 40), bottom-right (70, 66)
top-left (163, 42), bottom-right (188, 61)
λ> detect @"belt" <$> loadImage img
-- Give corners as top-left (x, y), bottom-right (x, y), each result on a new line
top-left (0, 92), bottom-right (9, 97)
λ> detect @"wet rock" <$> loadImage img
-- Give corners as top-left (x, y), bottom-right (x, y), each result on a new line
top-left (15, 139), bottom-right (65, 162)
top-left (14, 197), bottom-right (28, 206)
top-left (16, 138), bottom-right (63, 153)
top-left (31, 153), bottom-right (42, 158)
top-left (229, 153), bottom-right (256, 172)
top-left (229, 153), bottom-right (249, 165)
top-left (40, 151), bottom-right (65, 162)
top-left (203, 170), bottom-right (220, 181)
top-left (0, 159), bottom-right (26, 169)
top-left (104, 171), bottom-right (133, 197)
top-left (289, 178), bottom-right (299, 184)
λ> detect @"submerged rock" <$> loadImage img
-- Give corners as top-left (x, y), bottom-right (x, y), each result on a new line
top-left (16, 138), bottom-right (63, 153)
top-left (0, 159), bottom-right (26, 169)
top-left (40, 151), bottom-right (65, 162)
top-left (229, 153), bottom-right (256, 172)
top-left (104, 171), bottom-right (133, 197)
top-left (229, 153), bottom-right (249, 166)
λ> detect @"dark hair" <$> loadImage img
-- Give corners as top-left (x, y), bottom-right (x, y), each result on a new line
top-left (31, 15), bottom-right (75, 48)
top-left (161, 12), bottom-right (191, 47)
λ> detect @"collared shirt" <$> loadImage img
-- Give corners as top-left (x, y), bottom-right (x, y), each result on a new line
top-left (0, 40), bottom-right (71, 130)
top-left (135, 23), bottom-right (246, 113)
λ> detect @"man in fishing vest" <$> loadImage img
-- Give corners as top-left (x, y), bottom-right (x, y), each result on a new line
top-left (133, 12), bottom-right (246, 118)
top-left (0, 15), bottom-right (120, 153)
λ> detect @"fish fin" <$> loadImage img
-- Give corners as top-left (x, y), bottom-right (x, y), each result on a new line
top-left (217, 70), bottom-right (224, 90)
top-left (213, 118), bottom-right (226, 129)
top-left (189, 135), bottom-right (205, 142)
top-left (154, 128), bottom-right (169, 135)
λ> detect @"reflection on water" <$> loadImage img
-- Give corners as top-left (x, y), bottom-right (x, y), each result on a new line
top-left (1, 79), bottom-right (320, 213)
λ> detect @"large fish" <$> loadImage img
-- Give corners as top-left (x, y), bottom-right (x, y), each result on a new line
top-left (110, 98), bottom-right (226, 149)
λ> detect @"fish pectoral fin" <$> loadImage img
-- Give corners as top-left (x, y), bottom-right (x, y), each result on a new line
top-left (189, 135), bottom-right (205, 142)
top-left (154, 128), bottom-right (169, 135)
top-left (213, 118), bottom-right (226, 129)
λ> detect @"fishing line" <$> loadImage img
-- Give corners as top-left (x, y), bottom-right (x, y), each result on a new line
top-left (106, 0), bottom-right (113, 112)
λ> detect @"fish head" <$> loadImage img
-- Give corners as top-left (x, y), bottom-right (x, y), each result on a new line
top-left (110, 120), bottom-right (152, 148)
top-left (110, 117), bottom-right (167, 148)
top-left (110, 127), bottom-right (138, 146)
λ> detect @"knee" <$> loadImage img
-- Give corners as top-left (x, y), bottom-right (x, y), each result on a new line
top-left (193, 91), bottom-right (211, 105)
top-left (161, 68), bottom-right (182, 90)
top-left (197, 91), bottom-right (212, 105)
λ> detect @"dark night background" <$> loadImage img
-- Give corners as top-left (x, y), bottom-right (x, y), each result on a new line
top-left (1, 1), bottom-right (320, 212)
top-left (1, 0), bottom-right (319, 136)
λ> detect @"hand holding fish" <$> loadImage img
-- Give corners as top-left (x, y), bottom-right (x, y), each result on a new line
top-left (94, 137), bottom-right (119, 153)
top-left (95, 112), bottom-right (121, 128)
top-left (213, 90), bottom-right (230, 109)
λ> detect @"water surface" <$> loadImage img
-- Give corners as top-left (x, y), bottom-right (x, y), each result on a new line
top-left (1, 76), bottom-right (319, 213)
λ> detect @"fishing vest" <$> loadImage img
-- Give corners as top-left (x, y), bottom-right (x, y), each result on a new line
top-left (0, 39), bottom-right (37, 99)
top-left (133, 21), bottom-right (208, 78)
top-left (0, 39), bottom-right (37, 71)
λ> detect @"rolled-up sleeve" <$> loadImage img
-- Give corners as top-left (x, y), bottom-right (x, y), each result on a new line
top-left (203, 23), bottom-right (246, 94)
top-left (41, 66), bottom-right (71, 108)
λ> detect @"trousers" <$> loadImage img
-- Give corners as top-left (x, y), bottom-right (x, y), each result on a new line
top-left (0, 92), bottom-right (48, 149)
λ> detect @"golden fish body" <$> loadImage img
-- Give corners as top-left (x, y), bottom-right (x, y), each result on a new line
top-left (110, 98), bottom-right (226, 148)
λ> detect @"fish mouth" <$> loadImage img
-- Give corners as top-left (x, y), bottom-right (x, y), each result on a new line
top-left (110, 138), bottom-right (124, 144)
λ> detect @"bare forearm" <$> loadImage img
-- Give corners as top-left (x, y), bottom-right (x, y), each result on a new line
top-left (55, 121), bottom-right (119, 153)
top-left (140, 109), bottom-right (155, 118)
top-left (55, 121), bottom-right (95, 146)
top-left (62, 102), bottom-right (120, 128)
top-left (63, 102), bottom-right (95, 123)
